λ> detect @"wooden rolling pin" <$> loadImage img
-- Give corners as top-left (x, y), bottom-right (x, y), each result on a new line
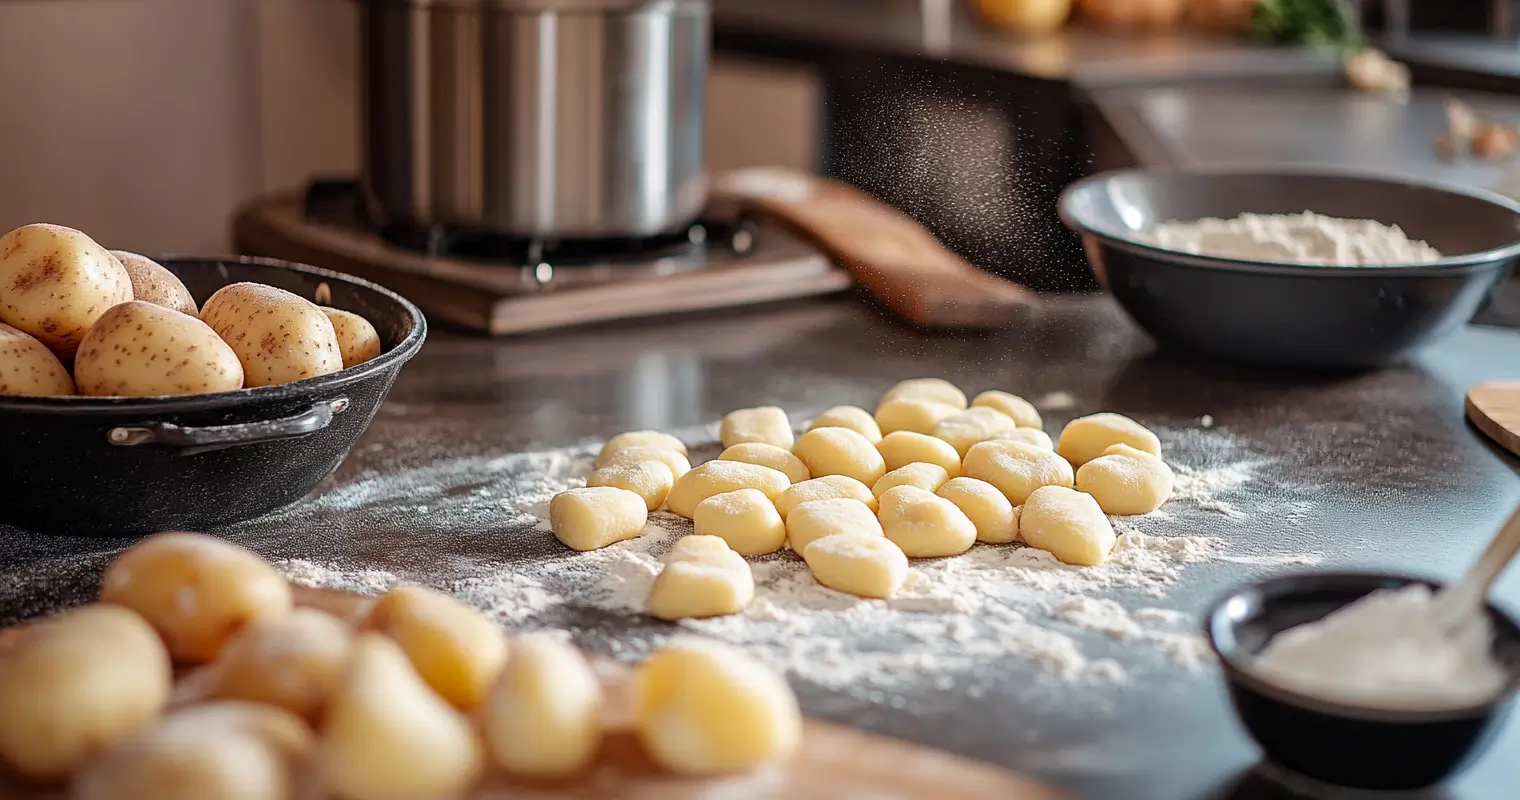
top-left (1468, 381), bottom-right (1520, 459)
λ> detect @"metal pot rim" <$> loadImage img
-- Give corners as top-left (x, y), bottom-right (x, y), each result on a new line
top-left (354, 0), bottom-right (707, 11)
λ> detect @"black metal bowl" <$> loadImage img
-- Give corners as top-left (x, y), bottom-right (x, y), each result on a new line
top-left (1059, 168), bottom-right (1520, 369)
top-left (1206, 571), bottom-right (1520, 791)
top-left (0, 256), bottom-right (427, 536)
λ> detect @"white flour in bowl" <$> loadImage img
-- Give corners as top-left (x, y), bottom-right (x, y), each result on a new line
top-left (1143, 211), bottom-right (1442, 266)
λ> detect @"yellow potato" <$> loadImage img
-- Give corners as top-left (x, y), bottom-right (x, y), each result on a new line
top-left (364, 585), bottom-right (507, 710)
top-left (74, 301), bottom-right (244, 397)
top-left (0, 604), bottom-right (171, 781)
top-left (100, 532), bottom-right (293, 663)
top-left (209, 608), bottom-right (355, 723)
top-left (0, 223), bottom-right (133, 360)
top-left (0, 322), bottom-right (73, 395)
top-left (200, 283), bottom-right (343, 388)
top-left (481, 633), bottom-right (602, 779)
top-left (111, 251), bottom-right (197, 316)
top-left (321, 306), bottom-right (382, 368)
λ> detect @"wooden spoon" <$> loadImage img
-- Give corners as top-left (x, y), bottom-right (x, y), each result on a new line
top-left (1432, 502), bottom-right (1520, 632)
top-left (1467, 381), bottom-right (1520, 459)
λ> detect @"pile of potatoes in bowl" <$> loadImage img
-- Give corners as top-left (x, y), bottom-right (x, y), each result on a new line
top-left (0, 223), bottom-right (383, 398)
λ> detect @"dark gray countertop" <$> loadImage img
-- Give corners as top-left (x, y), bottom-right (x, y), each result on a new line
top-left (2, 295), bottom-right (1518, 799)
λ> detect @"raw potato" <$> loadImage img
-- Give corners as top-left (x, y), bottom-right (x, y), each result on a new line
top-left (648, 535), bottom-right (755, 620)
top-left (961, 439), bottom-right (1075, 505)
top-left (111, 251), bottom-right (197, 316)
top-left (872, 462), bottom-right (951, 498)
top-left (785, 497), bottom-right (884, 554)
top-left (972, 390), bottom-right (1042, 429)
top-left (792, 427), bottom-right (887, 487)
top-left (588, 460), bottom-right (675, 511)
top-left (938, 477), bottom-right (1019, 544)
top-left (100, 531), bottom-right (293, 663)
top-left (993, 428), bottom-right (1054, 450)
top-left (803, 533), bottom-right (909, 599)
top-left (666, 460), bottom-right (790, 518)
top-left (720, 406), bottom-right (794, 449)
top-left (1021, 485), bottom-right (1116, 566)
top-left (72, 701), bottom-right (314, 800)
top-left (933, 406), bottom-right (1020, 457)
top-left (880, 377), bottom-right (967, 409)
top-left (199, 282), bottom-right (343, 388)
top-left (74, 301), bottom-right (245, 397)
top-left (481, 633), bottom-right (601, 779)
top-left (0, 605), bottom-right (171, 781)
top-left (807, 405), bottom-right (883, 442)
top-left (694, 488), bottom-right (787, 555)
top-left (601, 445), bottom-right (692, 480)
top-left (549, 486), bottom-right (649, 551)
top-left (633, 641), bottom-right (802, 776)
top-left (365, 585), bottom-right (508, 710)
top-left (874, 398), bottom-right (960, 436)
top-left (322, 307), bottom-right (382, 368)
top-left (1057, 412), bottom-right (1162, 467)
top-left (775, 475), bottom-right (878, 519)
top-left (719, 442), bottom-right (810, 483)
top-left (1075, 443), bottom-right (1175, 515)
top-left (876, 430), bottom-right (963, 476)
top-left (877, 485), bottom-right (977, 558)
top-left (210, 608), bottom-right (355, 722)
top-left (0, 322), bottom-right (73, 395)
top-left (0, 223), bottom-right (133, 360)
top-left (594, 431), bottom-right (688, 468)
top-left (321, 634), bottom-right (484, 800)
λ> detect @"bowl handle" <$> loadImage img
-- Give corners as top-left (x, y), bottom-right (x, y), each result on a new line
top-left (107, 398), bottom-right (350, 456)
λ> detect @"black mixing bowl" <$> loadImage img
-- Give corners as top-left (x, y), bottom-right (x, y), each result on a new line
top-left (1206, 571), bottom-right (1520, 790)
top-left (0, 256), bottom-right (426, 536)
top-left (1059, 168), bottom-right (1520, 369)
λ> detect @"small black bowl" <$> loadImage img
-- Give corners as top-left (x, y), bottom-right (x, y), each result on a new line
top-left (1059, 167), bottom-right (1520, 369)
top-left (1205, 571), bottom-right (1520, 791)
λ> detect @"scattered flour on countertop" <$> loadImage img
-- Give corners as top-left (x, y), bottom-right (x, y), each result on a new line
top-left (1143, 211), bottom-right (1442, 266)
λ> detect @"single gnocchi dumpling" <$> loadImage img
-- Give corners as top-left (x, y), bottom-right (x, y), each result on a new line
top-left (876, 430), bottom-right (962, 476)
top-left (971, 390), bottom-right (1042, 429)
top-left (481, 633), bottom-right (601, 779)
top-left (666, 461), bottom-right (791, 519)
top-left (1057, 412), bottom-right (1162, 467)
top-left (961, 439), bottom-right (1074, 505)
top-left (933, 406), bottom-right (1021, 457)
top-left (588, 461), bottom-right (675, 511)
top-left (595, 431), bottom-right (688, 469)
top-left (880, 378), bottom-right (967, 409)
top-left (720, 406), bottom-right (794, 450)
top-left (937, 477), bottom-right (1019, 544)
top-left (876, 485), bottom-right (977, 558)
top-left (807, 405), bottom-right (882, 442)
top-left (719, 442), bottom-right (810, 484)
top-left (874, 398), bottom-right (960, 436)
top-left (1075, 443), bottom-right (1175, 515)
top-left (647, 536), bottom-right (755, 621)
top-left (1021, 485), bottom-right (1116, 566)
top-left (364, 585), bottom-right (508, 710)
top-left (785, 497), bottom-right (884, 553)
top-left (872, 462), bottom-right (951, 498)
top-left (792, 427), bottom-right (887, 487)
top-left (802, 533), bottom-right (909, 599)
top-left (775, 475), bottom-right (878, 519)
top-left (694, 488), bottom-right (787, 555)
top-left (992, 428), bottom-right (1054, 450)
top-left (210, 608), bottom-right (354, 722)
top-left (549, 486), bottom-right (648, 551)
top-left (600, 445), bottom-right (692, 480)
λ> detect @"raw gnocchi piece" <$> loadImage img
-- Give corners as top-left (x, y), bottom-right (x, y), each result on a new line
top-left (791, 427), bottom-right (886, 487)
top-left (588, 460), bottom-right (675, 511)
top-left (199, 282), bottom-right (343, 388)
top-left (802, 534), bottom-right (909, 599)
top-left (210, 608), bottom-right (354, 722)
top-left (877, 485), bottom-right (977, 558)
top-left (320, 634), bottom-right (485, 800)
top-left (549, 486), bottom-right (649, 551)
top-left (933, 406), bottom-right (1020, 457)
top-left (775, 475), bottom-right (878, 519)
top-left (74, 301), bottom-right (245, 397)
top-left (100, 531), bottom-right (293, 663)
top-left (322, 307), bottom-right (382, 368)
top-left (1021, 485), bottom-right (1116, 566)
top-left (1075, 443), bottom-right (1175, 515)
top-left (719, 442), bottom-right (810, 484)
top-left (594, 430), bottom-right (688, 469)
top-left (666, 461), bottom-right (791, 519)
top-left (720, 406), bottom-right (794, 450)
top-left (0, 322), bottom-right (74, 396)
top-left (633, 641), bottom-right (802, 776)
top-left (694, 488), bottom-right (787, 555)
top-left (972, 390), bottom-right (1042, 429)
top-left (872, 462), bottom-right (951, 498)
top-left (1057, 412), bottom-right (1162, 467)
top-left (874, 398), bottom-right (960, 436)
top-left (876, 430), bottom-right (963, 476)
top-left (992, 427), bottom-right (1054, 450)
top-left (806, 405), bottom-right (882, 442)
top-left (364, 585), bottom-right (508, 710)
top-left (961, 439), bottom-right (1075, 505)
top-left (937, 477), bottom-right (1019, 544)
top-left (600, 445), bottom-right (692, 480)
top-left (880, 377), bottom-right (967, 409)
top-left (112, 251), bottom-right (198, 316)
top-left (0, 223), bottom-right (133, 360)
top-left (481, 633), bottom-right (601, 779)
top-left (647, 536), bottom-right (754, 621)
top-left (785, 498), bottom-right (884, 553)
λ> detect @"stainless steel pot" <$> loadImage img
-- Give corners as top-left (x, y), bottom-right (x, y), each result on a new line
top-left (358, 0), bottom-right (710, 241)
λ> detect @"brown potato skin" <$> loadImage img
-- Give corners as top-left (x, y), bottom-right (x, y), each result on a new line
top-left (112, 251), bottom-right (198, 316)
top-left (0, 223), bottom-right (132, 360)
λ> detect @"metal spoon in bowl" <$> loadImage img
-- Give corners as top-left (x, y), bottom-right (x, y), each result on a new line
top-left (1432, 503), bottom-right (1520, 633)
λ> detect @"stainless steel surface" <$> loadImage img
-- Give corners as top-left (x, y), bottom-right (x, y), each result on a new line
top-left (360, 0), bottom-right (710, 240)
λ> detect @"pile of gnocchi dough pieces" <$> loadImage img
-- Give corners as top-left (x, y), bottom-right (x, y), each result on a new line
top-left (0, 532), bottom-right (801, 799)
top-left (0, 222), bottom-right (382, 397)
top-left (551, 377), bottom-right (1175, 614)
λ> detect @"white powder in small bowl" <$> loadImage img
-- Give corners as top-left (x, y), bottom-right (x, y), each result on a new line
top-left (1143, 211), bottom-right (1442, 267)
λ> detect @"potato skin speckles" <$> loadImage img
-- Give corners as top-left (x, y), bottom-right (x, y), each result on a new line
top-left (0, 224), bottom-right (133, 361)
top-left (0, 322), bottom-right (74, 396)
top-left (74, 301), bottom-right (243, 397)
top-left (321, 306), bottom-right (382, 368)
top-left (200, 283), bottom-right (343, 388)
top-left (111, 251), bottom-right (198, 316)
